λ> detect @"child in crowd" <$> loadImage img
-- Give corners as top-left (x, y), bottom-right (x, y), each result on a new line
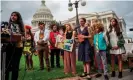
top-left (93, 23), bottom-right (109, 80)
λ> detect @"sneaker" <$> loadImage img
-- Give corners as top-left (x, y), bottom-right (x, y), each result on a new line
top-left (80, 72), bottom-right (87, 77)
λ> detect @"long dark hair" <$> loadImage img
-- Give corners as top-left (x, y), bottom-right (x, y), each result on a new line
top-left (50, 24), bottom-right (59, 31)
top-left (26, 29), bottom-right (34, 47)
top-left (109, 18), bottom-right (121, 36)
top-left (80, 18), bottom-right (86, 23)
top-left (9, 11), bottom-right (24, 35)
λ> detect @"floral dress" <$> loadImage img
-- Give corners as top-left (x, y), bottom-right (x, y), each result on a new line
top-left (23, 34), bottom-right (32, 56)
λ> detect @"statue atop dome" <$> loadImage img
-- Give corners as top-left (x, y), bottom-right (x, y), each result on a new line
top-left (41, 0), bottom-right (45, 6)
top-left (31, 0), bottom-right (53, 33)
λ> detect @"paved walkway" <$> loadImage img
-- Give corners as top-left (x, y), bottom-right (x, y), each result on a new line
top-left (57, 69), bottom-right (133, 80)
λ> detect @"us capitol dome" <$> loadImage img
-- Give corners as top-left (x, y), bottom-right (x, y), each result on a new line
top-left (31, 0), bottom-right (53, 33)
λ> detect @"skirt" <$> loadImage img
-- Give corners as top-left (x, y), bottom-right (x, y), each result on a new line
top-left (78, 41), bottom-right (90, 62)
top-left (110, 47), bottom-right (126, 55)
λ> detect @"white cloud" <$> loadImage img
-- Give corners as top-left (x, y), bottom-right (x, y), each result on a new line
top-left (1, 0), bottom-right (133, 29)
top-left (127, 31), bottom-right (133, 38)
top-left (5, 2), bottom-right (21, 10)
top-left (125, 11), bottom-right (133, 17)
top-left (24, 18), bottom-right (32, 26)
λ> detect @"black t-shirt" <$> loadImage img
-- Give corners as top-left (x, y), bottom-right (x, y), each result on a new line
top-left (66, 31), bottom-right (72, 39)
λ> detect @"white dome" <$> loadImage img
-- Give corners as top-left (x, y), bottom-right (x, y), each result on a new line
top-left (35, 0), bottom-right (52, 16)
top-left (31, 0), bottom-right (53, 32)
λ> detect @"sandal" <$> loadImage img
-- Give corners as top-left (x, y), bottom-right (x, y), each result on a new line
top-left (80, 72), bottom-right (87, 77)
top-left (86, 73), bottom-right (92, 79)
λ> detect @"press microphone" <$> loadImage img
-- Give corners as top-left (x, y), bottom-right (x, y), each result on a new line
top-left (1, 22), bottom-right (10, 41)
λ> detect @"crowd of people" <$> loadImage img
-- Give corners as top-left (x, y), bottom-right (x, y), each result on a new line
top-left (4, 11), bottom-right (127, 80)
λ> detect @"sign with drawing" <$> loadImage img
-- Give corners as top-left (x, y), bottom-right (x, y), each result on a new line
top-left (63, 39), bottom-right (74, 52)
top-left (55, 34), bottom-right (74, 52)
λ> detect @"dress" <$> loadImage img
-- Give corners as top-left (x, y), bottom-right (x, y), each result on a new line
top-left (78, 27), bottom-right (91, 62)
top-left (23, 35), bottom-right (32, 56)
top-left (109, 28), bottom-right (125, 54)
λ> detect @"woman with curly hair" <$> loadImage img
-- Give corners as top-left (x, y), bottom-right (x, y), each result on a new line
top-left (49, 24), bottom-right (61, 68)
top-left (93, 23), bottom-right (109, 80)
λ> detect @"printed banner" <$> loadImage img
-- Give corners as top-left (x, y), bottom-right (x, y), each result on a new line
top-left (55, 34), bottom-right (74, 52)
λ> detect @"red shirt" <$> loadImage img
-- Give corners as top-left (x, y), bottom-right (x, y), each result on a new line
top-left (49, 31), bottom-right (59, 49)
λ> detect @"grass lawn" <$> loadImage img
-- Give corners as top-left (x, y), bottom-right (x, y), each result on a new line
top-left (18, 55), bottom-right (129, 80)
top-left (18, 55), bottom-right (83, 80)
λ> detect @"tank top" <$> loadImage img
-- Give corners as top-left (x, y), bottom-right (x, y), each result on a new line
top-left (66, 31), bottom-right (72, 39)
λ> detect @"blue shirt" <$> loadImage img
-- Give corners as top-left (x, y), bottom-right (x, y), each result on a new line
top-left (94, 32), bottom-right (108, 50)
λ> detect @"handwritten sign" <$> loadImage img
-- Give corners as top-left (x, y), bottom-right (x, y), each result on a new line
top-left (63, 39), bottom-right (74, 52)
top-left (55, 34), bottom-right (64, 49)
top-left (55, 34), bottom-right (74, 52)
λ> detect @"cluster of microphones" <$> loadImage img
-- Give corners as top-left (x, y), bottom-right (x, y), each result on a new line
top-left (1, 21), bottom-right (10, 39)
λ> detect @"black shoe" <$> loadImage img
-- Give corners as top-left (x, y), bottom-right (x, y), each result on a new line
top-left (118, 72), bottom-right (122, 78)
top-left (130, 68), bottom-right (133, 72)
top-left (80, 72), bottom-right (87, 77)
top-left (111, 71), bottom-right (115, 77)
top-left (104, 75), bottom-right (109, 80)
top-left (95, 73), bottom-right (102, 78)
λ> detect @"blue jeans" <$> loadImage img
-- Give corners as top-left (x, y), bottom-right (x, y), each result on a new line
top-left (96, 50), bottom-right (108, 75)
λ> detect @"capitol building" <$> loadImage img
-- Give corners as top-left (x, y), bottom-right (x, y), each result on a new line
top-left (61, 10), bottom-right (131, 43)
top-left (31, 0), bottom-right (53, 33)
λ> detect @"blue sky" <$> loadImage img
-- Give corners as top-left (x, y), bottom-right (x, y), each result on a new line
top-left (1, 0), bottom-right (133, 38)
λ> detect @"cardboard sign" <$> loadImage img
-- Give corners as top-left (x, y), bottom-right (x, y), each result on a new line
top-left (63, 39), bottom-right (74, 52)
top-left (55, 34), bottom-right (64, 49)
top-left (55, 34), bottom-right (74, 52)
